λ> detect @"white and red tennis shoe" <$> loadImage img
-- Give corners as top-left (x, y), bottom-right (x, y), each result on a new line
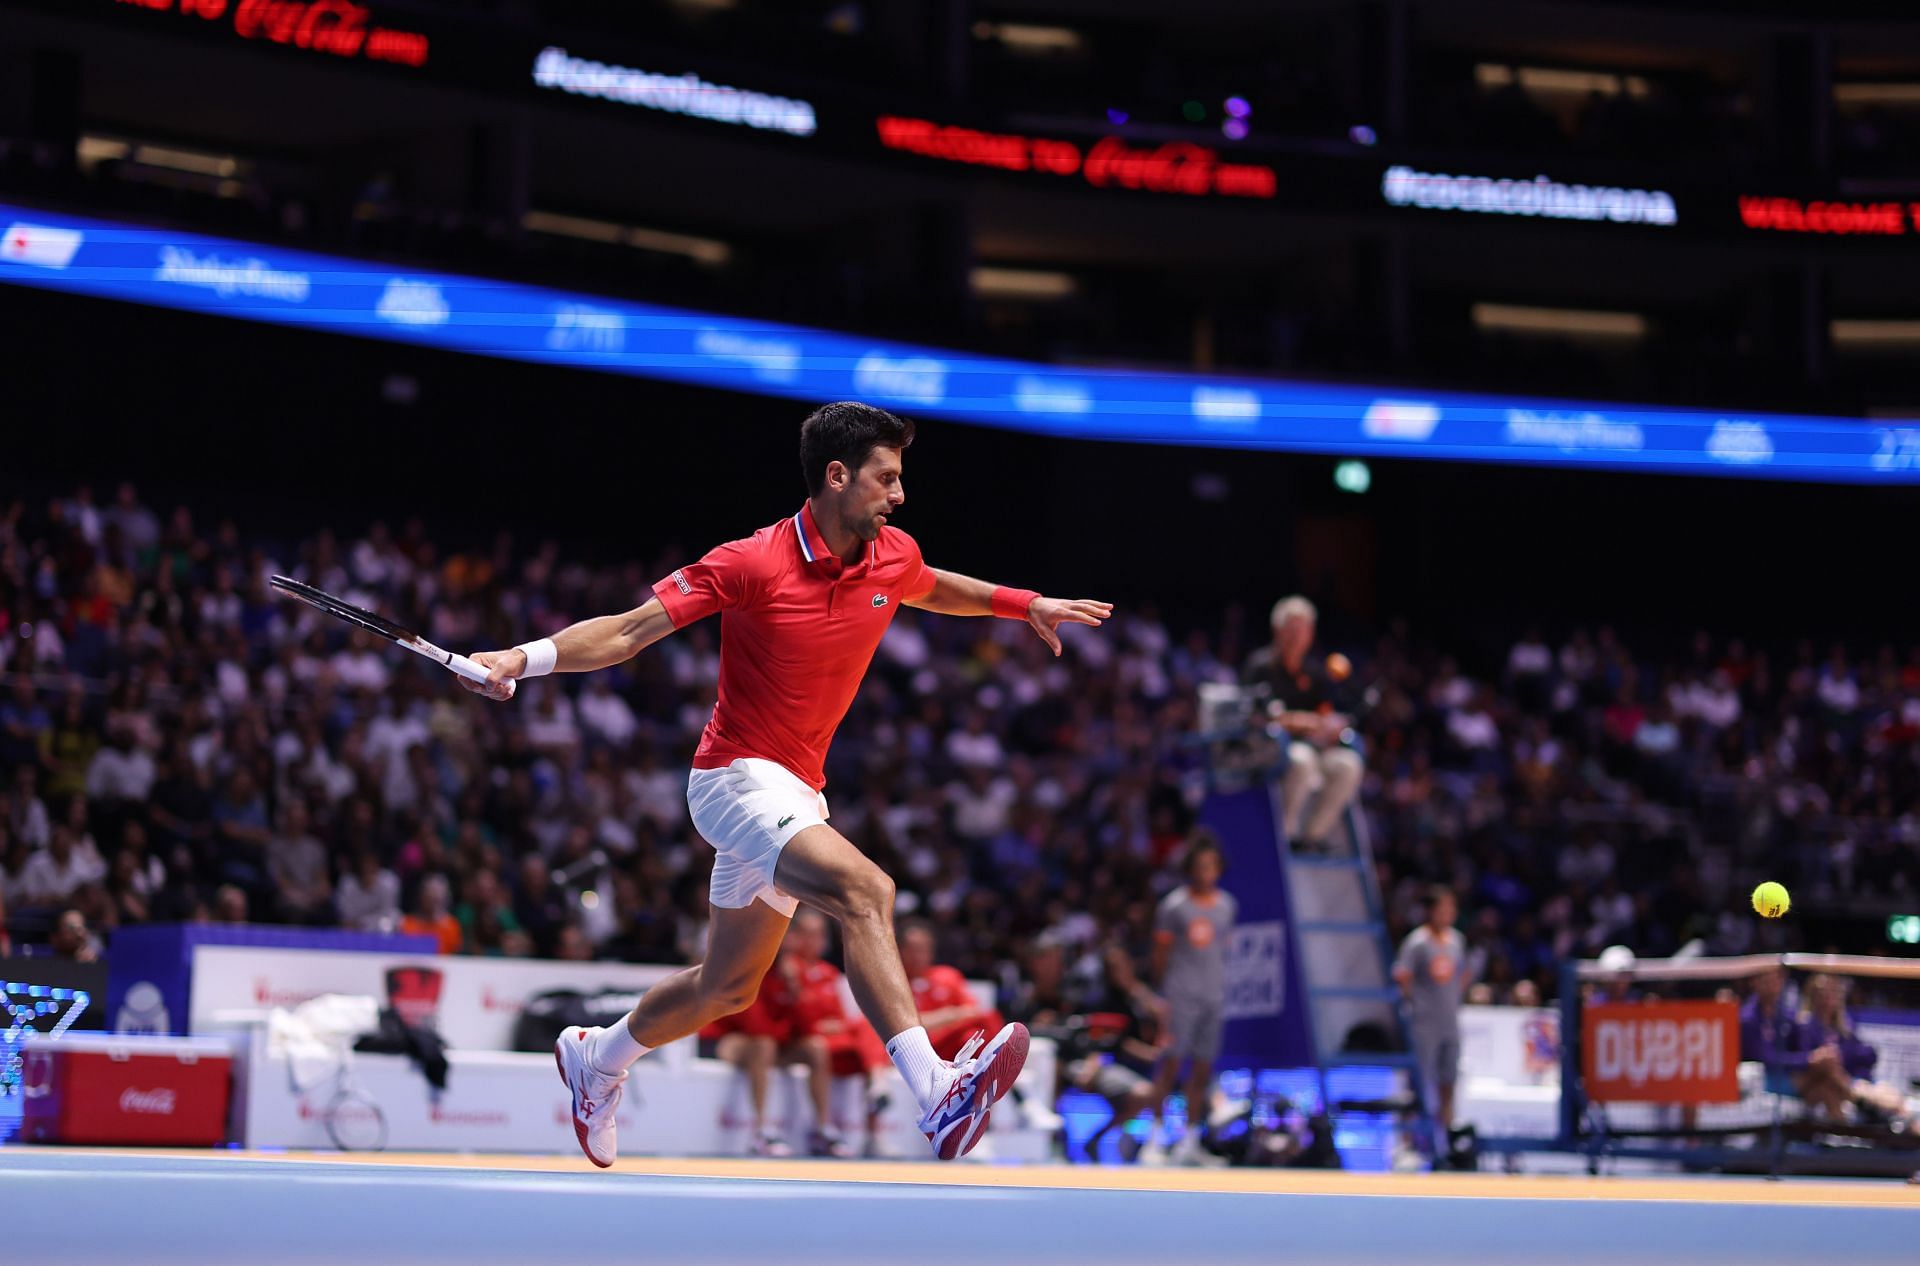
top-left (554, 1026), bottom-right (627, 1168)
top-left (917, 1022), bottom-right (1029, 1161)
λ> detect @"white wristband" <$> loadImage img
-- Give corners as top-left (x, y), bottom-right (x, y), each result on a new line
top-left (515, 637), bottom-right (558, 678)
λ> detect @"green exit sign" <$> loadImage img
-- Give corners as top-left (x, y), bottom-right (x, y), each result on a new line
top-left (1890, 914), bottom-right (1920, 945)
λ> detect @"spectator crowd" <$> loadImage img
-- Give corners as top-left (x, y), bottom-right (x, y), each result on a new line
top-left (3, 484), bottom-right (1918, 1018)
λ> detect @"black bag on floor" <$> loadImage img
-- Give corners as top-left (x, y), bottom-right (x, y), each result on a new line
top-left (512, 989), bottom-right (643, 1053)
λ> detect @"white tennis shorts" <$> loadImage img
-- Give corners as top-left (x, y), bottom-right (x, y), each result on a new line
top-left (686, 757), bottom-right (830, 918)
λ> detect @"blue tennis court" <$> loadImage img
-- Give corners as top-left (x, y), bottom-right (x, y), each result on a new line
top-left (5, 1149), bottom-right (1915, 1266)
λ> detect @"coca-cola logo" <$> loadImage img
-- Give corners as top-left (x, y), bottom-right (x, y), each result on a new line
top-left (875, 116), bottom-right (1275, 201)
top-left (120, 1087), bottom-right (178, 1115)
top-left (1083, 138), bottom-right (1275, 199)
top-left (105, 0), bottom-right (429, 68)
top-left (235, 0), bottom-right (370, 55)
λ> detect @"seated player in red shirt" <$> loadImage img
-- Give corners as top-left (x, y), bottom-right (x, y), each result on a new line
top-left (705, 908), bottom-right (887, 1157)
top-left (701, 960), bottom-right (801, 1157)
top-left (899, 918), bottom-right (1005, 1062)
top-left (787, 908), bottom-right (889, 1157)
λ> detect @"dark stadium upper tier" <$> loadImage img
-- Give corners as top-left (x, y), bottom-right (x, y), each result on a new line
top-left (7, 0), bottom-right (1920, 412)
top-left (11, 0), bottom-right (1920, 172)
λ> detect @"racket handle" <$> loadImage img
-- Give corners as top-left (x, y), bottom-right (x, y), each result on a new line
top-left (448, 651), bottom-right (517, 698)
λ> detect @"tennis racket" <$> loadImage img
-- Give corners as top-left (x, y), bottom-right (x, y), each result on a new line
top-left (269, 575), bottom-right (515, 698)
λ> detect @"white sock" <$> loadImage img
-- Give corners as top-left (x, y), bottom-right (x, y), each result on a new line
top-left (886, 1025), bottom-right (944, 1108)
top-left (587, 1020), bottom-right (651, 1075)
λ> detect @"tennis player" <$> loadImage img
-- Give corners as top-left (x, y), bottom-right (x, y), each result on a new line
top-left (463, 401), bottom-right (1111, 1166)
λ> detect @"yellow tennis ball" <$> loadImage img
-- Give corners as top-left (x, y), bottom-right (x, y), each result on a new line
top-left (1752, 881), bottom-right (1791, 919)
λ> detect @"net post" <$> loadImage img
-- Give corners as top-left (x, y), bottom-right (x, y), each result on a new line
top-left (1557, 958), bottom-right (1580, 1147)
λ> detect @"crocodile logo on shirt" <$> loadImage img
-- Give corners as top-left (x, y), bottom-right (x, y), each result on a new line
top-left (777, 814), bottom-right (796, 829)
top-left (872, 594), bottom-right (888, 607)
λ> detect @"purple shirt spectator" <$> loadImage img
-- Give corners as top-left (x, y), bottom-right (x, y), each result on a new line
top-left (1738, 993), bottom-right (1806, 1072)
top-left (1790, 1014), bottom-right (1877, 1081)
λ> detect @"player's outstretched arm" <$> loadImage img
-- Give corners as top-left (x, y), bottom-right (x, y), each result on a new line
top-left (905, 568), bottom-right (1111, 657)
top-left (460, 597), bottom-right (677, 701)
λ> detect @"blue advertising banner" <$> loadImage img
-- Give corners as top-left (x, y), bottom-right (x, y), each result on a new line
top-left (1199, 785), bottom-right (1316, 1071)
top-left (3, 202), bottom-right (1919, 483)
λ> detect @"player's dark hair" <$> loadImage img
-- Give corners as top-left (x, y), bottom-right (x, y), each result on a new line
top-left (800, 402), bottom-right (915, 496)
top-left (1182, 829), bottom-right (1226, 879)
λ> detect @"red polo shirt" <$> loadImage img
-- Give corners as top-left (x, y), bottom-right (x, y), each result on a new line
top-left (700, 970), bottom-right (798, 1044)
top-left (791, 958), bottom-right (854, 1036)
top-left (653, 503), bottom-right (936, 791)
top-left (911, 963), bottom-right (1004, 1061)
top-left (910, 965), bottom-right (980, 1015)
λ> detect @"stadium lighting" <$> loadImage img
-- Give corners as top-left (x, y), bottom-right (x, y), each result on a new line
top-left (1473, 303), bottom-right (1648, 340)
top-left (1476, 64), bottom-right (1650, 99)
top-left (973, 22), bottom-right (1083, 54)
top-left (1832, 319), bottom-right (1920, 347)
top-left (1835, 82), bottom-right (1920, 105)
top-left (1890, 914), bottom-right (1920, 945)
top-left (1334, 460), bottom-right (1372, 493)
top-left (522, 211), bottom-right (733, 267)
top-left (971, 268), bottom-right (1077, 300)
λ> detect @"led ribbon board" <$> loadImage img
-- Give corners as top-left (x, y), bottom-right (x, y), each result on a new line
top-left (2, 203), bottom-right (1918, 483)
top-left (532, 46), bottom-right (817, 137)
top-left (1381, 165), bottom-right (1678, 227)
top-left (1738, 196), bottom-right (1920, 237)
top-left (100, 0), bottom-right (430, 67)
top-left (876, 116), bottom-right (1277, 199)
